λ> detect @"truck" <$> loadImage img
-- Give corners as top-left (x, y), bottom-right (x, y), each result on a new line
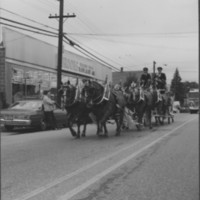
top-left (188, 89), bottom-right (199, 114)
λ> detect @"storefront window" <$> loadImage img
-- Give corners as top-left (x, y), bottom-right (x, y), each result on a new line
top-left (11, 64), bottom-right (55, 102)
top-left (10, 63), bottom-right (89, 103)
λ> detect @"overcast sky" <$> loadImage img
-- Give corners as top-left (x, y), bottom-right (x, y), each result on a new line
top-left (0, 0), bottom-right (198, 84)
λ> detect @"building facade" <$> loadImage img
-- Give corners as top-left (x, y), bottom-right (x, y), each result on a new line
top-left (0, 28), bottom-right (112, 107)
top-left (112, 70), bottom-right (142, 86)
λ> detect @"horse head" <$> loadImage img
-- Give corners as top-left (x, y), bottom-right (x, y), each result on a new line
top-left (82, 80), bottom-right (104, 107)
top-left (64, 84), bottom-right (77, 106)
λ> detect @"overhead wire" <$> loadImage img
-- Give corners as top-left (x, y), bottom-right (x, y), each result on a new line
top-left (0, 7), bottom-right (58, 31)
top-left (63, 35), bottom-right (120, 71)
top-left (63, 39), bottom-right (118, 72)
top-left (1, 7), bottom-right (125, 70)
top-left (66, 34), bottom-right (131, 70)
top-left (0, 5), bottom-right (195, 73)
top-left (63, 1), bottom-right (132, 70)
top-left (0, 14), bottom-right (119, 71)
top-left (0, 17), bottom-right (58, 35)
top-left (0, 22), bottom-right (58, 37)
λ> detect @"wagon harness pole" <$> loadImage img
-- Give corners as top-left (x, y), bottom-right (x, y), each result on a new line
top-left (49, 0), bottom-right (76, 105)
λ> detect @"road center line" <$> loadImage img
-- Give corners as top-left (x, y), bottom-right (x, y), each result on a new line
top-left (58, 117), bottom-right (196, 200)
top-left (13, 117), bottom-right (196, 200)
top-left (13, 132), bottom-right (151, 200)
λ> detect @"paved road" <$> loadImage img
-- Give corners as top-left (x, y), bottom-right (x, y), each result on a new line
top-left (1, 113), bottom-right (199, 200)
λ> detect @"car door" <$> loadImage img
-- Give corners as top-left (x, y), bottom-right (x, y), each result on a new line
top-left (53, 104), bottom-right (67, 127)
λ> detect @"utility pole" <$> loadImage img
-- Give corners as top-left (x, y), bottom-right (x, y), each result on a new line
top-left (49, 0), bottom-right (76, 105)
top-left (153, 61), bottom-right (156, 90)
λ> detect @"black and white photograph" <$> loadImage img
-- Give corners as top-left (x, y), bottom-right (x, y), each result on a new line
top-left (0, 0), bottom-right (199, 200)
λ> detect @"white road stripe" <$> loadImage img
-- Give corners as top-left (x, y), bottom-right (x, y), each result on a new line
top-left (13, 117), bottom-right (197, 200)
top-left (13, 132), bottom-right (151, 200)
top-left (59, 117), bottom-right (196, 200)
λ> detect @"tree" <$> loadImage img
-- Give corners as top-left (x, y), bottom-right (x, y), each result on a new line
top-left (170, 68), bottom-right (185, 104)
top-left (182, 81), bottom-right (199, 92)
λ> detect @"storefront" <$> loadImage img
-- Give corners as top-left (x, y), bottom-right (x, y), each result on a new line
top-left (1, 27), bottom-right (112, 106)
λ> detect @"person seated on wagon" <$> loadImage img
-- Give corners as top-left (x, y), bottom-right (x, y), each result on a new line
top-left (113, 82), bottom-right (126, 109)
top-left (139, 67), bottom-right (151, 101)
top-left (155, 67), bottom-right (167, 101)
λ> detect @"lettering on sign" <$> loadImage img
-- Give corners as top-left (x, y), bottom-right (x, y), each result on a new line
top-left (63, 57), bottom-right (95, 76)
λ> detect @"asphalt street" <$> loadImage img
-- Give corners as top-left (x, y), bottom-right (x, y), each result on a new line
top-left (1, 113), bottom-right (199, 200)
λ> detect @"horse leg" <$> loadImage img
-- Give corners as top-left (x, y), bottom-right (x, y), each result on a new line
top-left (81, 121), bottom-right (87, 137)
top-left (103, 123), bottom-right (108, 135)
top-left (145, 108), bottom-right (152, 129)
top-left (96, 119), bottom-right (101, 136)
top-left (116, 109), bottom-right (124, 136)
top-left (136, 112), bottom-right (143, 130)
top-left (67, 114), bottom-right (77, 137)
top-left (76, 122), bottom-right (81, 139)
top-left (102, 122), bottom-right (108, 137)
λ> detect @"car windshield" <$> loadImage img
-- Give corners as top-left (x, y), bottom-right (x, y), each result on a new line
top-left (11, 101), bottom-right (42, 110)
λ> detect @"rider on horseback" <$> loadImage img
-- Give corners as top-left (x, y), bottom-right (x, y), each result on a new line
top-left (139, 67), bottom-right (152, 101)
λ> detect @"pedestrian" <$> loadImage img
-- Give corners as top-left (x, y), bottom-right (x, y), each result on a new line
top-left (43, 90), bottom-right (57, 130)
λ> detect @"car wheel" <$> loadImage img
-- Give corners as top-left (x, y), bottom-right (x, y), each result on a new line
top-left (40, 119), bottom-right (47, 131)
top-left (5, 125), bottom-right (14, 131)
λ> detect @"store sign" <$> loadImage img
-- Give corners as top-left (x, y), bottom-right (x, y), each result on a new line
top-left (62, 57), bottom-right (95, 77)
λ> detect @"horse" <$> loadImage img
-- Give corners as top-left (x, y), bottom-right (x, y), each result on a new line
top-left (62, 83), bottom-right (91, 138)
top-left (82, 80), bottom-right (125, 137)
top-left (152, 89), bottom-right (174, 125)
top-left (127, 83), bottom-right (153, 130)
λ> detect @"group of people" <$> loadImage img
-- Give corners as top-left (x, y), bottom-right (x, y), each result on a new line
top-left (41, 67), bottom-right (167, 130)
top-left (139, 66), bottom-right (166, 101)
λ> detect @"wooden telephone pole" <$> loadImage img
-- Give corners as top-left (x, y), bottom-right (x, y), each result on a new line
top-left (49, 0), bottom-right (76, 105)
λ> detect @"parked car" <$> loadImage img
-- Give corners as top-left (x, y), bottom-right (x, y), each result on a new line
top-left (188, 101), bottom-right (199, 114)
top-left (179, 106), bottom-right (190, 113)
top-left (172, 101), bottom-right (181, 113)
top-left (0, 100), bottom-right (67, 131)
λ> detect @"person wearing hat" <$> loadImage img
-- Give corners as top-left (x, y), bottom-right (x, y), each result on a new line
top-left (155, 67), bottom-right (167, 101)
top-left (139, 67), bottom-right (152, 101)
top-left (155, 67), bottom-right (166, 91)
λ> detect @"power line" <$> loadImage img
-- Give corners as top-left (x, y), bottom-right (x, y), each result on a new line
top-left (66, 35), bottom-right (133, 70)
top-left (0, 7), bottom-right (136, 69)
top-left (63, 36), bottom-right (120, 71)
top-left (66, 31), bottom-right (198, 37)
top-left (0, 22), bottom-right (57, 37)
top-left (0, 17), bottom-right (58, 35)
top-left (0, 16), bottom-right (120, 71)
top-left (0, 7), bottom-right (58, 31)
top-left (63, 39), bottom-right (118, 72)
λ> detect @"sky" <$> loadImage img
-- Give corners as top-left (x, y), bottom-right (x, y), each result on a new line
top-left (0, 0), bottom-right (199, 84)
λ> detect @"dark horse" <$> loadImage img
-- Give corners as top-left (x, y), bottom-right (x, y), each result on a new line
top-left (152, 90), bottom-right (174, 125)
top-left (126, 84), bottom-right (153, 130)
top-left (82, 80), bottom-right (125, 137)
top-left (62, 83), bottom-right (91, 138)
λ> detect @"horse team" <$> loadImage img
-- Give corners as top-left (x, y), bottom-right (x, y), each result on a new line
top-left (60, 80), bottom-right (174, 139)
